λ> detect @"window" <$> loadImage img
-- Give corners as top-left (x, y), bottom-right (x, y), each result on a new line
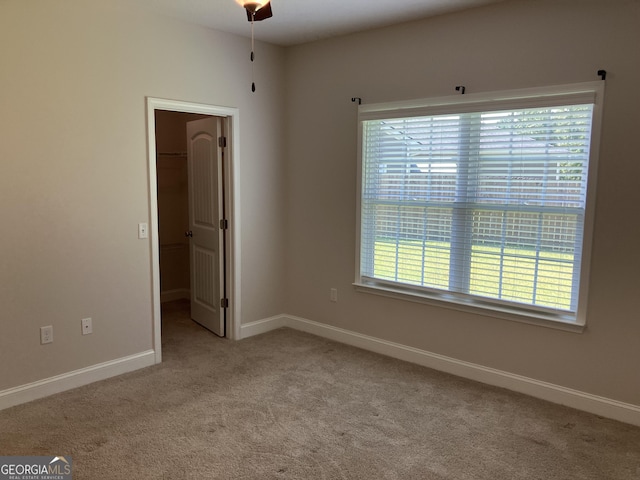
top-left (355, 83), bottom-right (604, 328)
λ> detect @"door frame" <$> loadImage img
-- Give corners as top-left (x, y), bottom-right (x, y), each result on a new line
top-left (146, 97), bottom-right (242, 364)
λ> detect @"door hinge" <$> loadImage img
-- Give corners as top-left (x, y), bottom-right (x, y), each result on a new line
top-left (220, 298), bottom-right (229, 309)
top-left (220, 219), bottom-right (228, 230)
top-left (218, 136), bottom-right (227, 148)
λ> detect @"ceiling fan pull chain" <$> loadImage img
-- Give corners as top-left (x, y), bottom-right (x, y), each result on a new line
top-left (251, 17), bottom-right (256, 92)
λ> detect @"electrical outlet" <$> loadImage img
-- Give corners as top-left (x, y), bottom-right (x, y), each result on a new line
top-left (40, 326), bottom-right (53, 345)
top-left (330, 288), bottom-right (338, 302)
top-left (82, 317), bottom-right (93, 335)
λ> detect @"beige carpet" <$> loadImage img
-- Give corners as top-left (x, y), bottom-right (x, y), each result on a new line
top-left (1, 300), bottom-right (639, 479)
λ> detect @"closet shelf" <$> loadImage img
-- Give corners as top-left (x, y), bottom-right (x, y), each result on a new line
top-left (160, 243), bottom-right (188, 251)
top-left (157, 152), bottom-right (187, 157)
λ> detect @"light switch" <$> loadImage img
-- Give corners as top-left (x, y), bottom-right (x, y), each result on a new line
top-left (138, 223), bottom-right (148, 239)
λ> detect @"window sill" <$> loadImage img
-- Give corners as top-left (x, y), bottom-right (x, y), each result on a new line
top-left (353, 282), bottom-right (586, 334)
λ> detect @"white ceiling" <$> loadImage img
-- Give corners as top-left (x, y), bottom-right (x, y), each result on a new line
top-left (126, 0), bottom-right (508, 46)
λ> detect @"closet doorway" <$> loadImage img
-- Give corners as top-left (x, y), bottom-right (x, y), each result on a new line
top-left (147, 98), bottom-right (241, 364)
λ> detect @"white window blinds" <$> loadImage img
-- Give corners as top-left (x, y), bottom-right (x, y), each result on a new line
top-left (358, 86), bottom-right (600, 323)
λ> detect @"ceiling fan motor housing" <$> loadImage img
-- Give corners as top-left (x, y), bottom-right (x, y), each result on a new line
top-left (244, 1), bottom-right (272, 21)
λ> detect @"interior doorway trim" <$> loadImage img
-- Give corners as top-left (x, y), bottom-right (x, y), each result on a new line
top-left (146, 97), bottom-right (242, 364)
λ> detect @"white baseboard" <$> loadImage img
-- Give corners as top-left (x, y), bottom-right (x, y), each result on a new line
top-left (241, 314), bottom-right (640, 427)
top-left (241, 315), bottom-right (288, 338)
top-left (0, 350), bottom-right (156, 411)
top-left (161, 288), bottom-right (190, 303)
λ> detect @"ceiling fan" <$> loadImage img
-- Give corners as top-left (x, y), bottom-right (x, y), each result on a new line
top-left (237, 1), bottom-right (273, 92)
top-left (242, 1), bottom-right (273, 22)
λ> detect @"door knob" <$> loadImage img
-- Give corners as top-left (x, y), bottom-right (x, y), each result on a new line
top-left (185, 230), bottom-right (193, 238)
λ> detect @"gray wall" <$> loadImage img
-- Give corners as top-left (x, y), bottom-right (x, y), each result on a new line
top-left (283, 0), bottom-right (640, 405)
top-left (0, 0), bottom-right (287, 390)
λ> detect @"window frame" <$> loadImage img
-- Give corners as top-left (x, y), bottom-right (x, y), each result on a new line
top-left (354, 82), bottom-right (605, 332)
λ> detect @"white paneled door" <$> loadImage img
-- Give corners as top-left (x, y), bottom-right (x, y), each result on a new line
top-left (186, 117), bottom-right (225, 336)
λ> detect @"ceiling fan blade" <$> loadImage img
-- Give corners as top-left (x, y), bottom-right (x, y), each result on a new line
top-left (246, 2), bottom-right (272, 22)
